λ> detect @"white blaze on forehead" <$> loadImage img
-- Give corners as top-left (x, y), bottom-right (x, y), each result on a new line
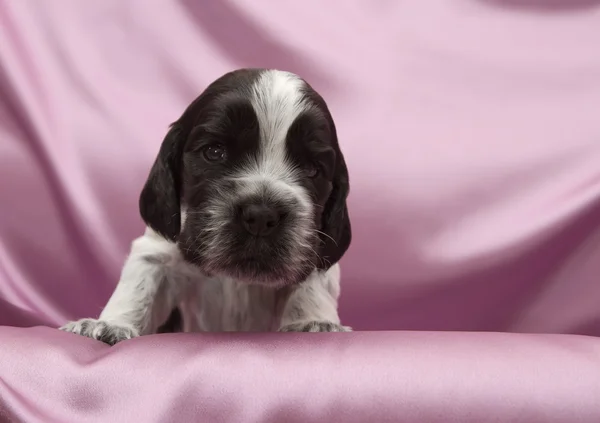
top-left (249, 70), bottom-right (309, 178)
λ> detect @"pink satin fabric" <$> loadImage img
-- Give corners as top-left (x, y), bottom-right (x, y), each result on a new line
top-left (1, 327), bottom-right (599, 423)
top-left (1, 1), bottom-right (600, 422)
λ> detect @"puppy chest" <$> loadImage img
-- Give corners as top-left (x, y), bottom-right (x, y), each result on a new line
top-left (197, 278), bottom-right (285, 332)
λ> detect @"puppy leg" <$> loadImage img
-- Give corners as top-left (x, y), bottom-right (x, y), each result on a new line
top-left (60, 229), bottom-right (180, 345)
top-left (278, 264), bottom-right (351, 333)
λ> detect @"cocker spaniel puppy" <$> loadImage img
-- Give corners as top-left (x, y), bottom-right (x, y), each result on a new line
top-left (60, 68), bottom-right (352, 344)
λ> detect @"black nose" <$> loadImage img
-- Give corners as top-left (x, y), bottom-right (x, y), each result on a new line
top-left (240, 204), bottom-right (281, 236)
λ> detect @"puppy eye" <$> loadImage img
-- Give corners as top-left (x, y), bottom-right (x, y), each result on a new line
top-left (305, 163), bottom-right (320, 178)
top-left (203, 144), bottom-right (227, 162)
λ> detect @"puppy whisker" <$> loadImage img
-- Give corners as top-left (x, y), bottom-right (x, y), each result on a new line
top-left (315, 230), bottom-right (337, 246)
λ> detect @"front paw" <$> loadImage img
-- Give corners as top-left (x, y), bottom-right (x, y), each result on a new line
top-left (59, 318), bottom-right (139, 345)
top-left (278, 321), bottom-right (352, 332)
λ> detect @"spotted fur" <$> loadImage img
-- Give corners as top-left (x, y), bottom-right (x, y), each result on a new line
top-left (60, 69), bottom-right (352, 342)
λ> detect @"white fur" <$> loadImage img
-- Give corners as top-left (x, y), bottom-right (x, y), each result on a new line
top-left (60, 70), bottom-right (348, 341)
top-left (247, 70), bottom-right (313, 212)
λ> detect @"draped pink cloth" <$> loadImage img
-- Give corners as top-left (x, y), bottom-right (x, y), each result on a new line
top-left (0, 1), bottom-right (599, 422)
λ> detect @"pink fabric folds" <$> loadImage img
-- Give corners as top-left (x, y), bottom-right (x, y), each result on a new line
top-left (1, 1), bottom-right (600, 422)
top-left (0, 327), bottom-right (599, 423)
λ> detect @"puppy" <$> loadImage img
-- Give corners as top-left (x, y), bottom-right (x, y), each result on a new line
top-left (60, 68), bottom-right (352, 345)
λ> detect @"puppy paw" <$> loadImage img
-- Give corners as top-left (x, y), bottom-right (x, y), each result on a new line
top-left (60, 319), bottom-right (139, 346)
top-left (278, 321), bottom-right (352, 332)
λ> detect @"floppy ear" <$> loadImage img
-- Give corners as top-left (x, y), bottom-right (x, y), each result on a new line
top-left (317, 147), bottom-right (352, 270)
top-left (139, 124), bottom-right (185, 242)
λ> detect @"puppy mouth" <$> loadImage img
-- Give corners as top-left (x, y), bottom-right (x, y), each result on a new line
top-left (200, 236), bottom-right (317, 286)
top-left (180, 222), bottom-right (315, 286)
top-left (223, 266), bottom-right (313, 287)
top-left (214, 252), bottom-right (312, 286)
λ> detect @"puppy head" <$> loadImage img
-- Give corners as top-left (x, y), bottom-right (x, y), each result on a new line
top-left (139, 69), bottom-right (351, 287)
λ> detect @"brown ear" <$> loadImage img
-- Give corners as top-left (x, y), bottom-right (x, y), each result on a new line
top-left (317, 145), bottom-right (352, 270)
top-left (138, 125), bottom-right (185, 241)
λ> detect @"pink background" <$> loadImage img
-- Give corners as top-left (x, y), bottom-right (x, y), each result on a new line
top-left (0, 1), bottom-right (599, 422)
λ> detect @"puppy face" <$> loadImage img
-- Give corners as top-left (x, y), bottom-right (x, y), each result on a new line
top-left (139, 69), bottom-right (351, 287)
